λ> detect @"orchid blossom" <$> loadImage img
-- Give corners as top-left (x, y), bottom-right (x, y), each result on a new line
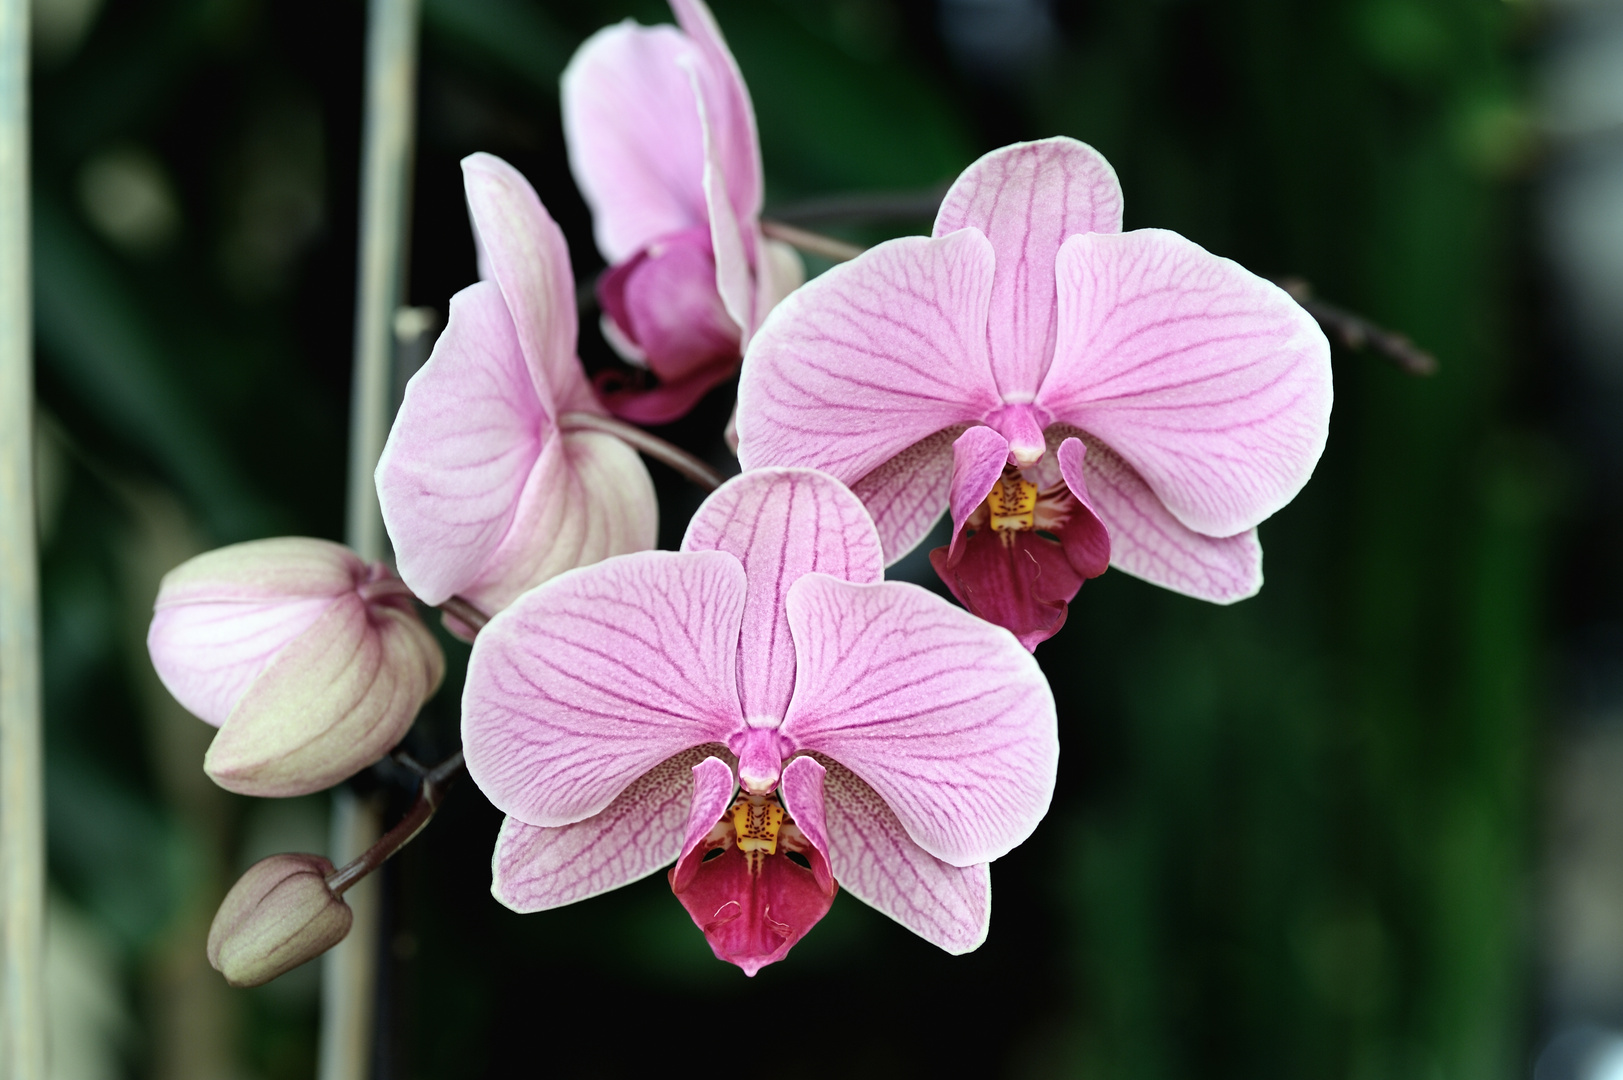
top-left (462, 468), bottom-right (1056, 975)
top-left (147, 538), bottom-right (445, 797)
top-left (562, 0), bottom-right (803, 424)
top-left (736, 137), bottom-right (1333, 649)
top-left (376, 154), bottom-right (657, 632)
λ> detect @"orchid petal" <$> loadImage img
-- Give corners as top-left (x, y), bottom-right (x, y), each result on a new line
top-left (782, 574), bottom-right (1056, 866)
top-left (1040, 229), bottom-right (1332, 538)
top-left (1081, 436), bottom-right (1263, 601)
top-left (561, 22), bottom-right (707, 262)
top-left (753, 235), bottom-right (805, 333)
top-left (945, 425), bottom-right (1009, 562)
top-left (376, 282), bottom-right (546, 606)
top-left (778, 755), bottom-right (835, 894)
top-left (461, 153), bottom-right (594, 414)
top-left (670, 0), bottom-right (762, 222)
top-left (1055, 437), bottom-right (1111, 579)
top-left (933, 137), bottom-right (1124, 398)
top-left (492, 747), bottom-right (726, 912)
top-left (820, 760), bottom-right (991, 954)
top-left (673, 755), bottom-right (742, 877)
top-left (149, 538), bottom-right (358, 725)
top-left (735, 231), bottom-right (1000, 482)
top-left (686, 57), bottom-right (752, 340)
top-left (848, 426), bottom-right (962, 565)
top-left (205, 595), bottom-right (444, 797)
top-left (682, 469), bottom-right (882, 721)
top-left (456, 429), bottom-right (658, 620)
top-left (463, 550), bottom-right (746, 827)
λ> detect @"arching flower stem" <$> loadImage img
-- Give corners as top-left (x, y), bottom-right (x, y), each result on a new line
top-left (324, 750), bottom-right (465, 897)
top-left (760, 219), bottom-right (864, 263)
top-left (558, 412), bottom-right (726, 491)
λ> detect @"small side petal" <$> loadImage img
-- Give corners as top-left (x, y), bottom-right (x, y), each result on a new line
top-left (376, 282), bottom-right (546, 606)
top-left (933, 137), bottom-right (1124, 398)
top-left (1054, 437), bottom-right (1111, 579)
top-left (682, 469), bottom-right (883, 720)
top-left (820, 759), bottom-right (990, 954)
top-left (778, 755), bottom-right (835, 894)
top-left (561, 22), bottom-right (707, 262)
top-left (462, 153), bottom-right (594, 413)
top-left (945, 426), bottom-right (1009, 562)
top-left (1081, 436), bottom-right (1263, 602)
top-left (1040, 229), bottom-right (1332, 538)
top-left (456, 427), bottom-right (658, 617)
top-left (685, 58), bottom-right (751, 340)
top-left (462, 550), bottom-right (747, 827)
top-left (735, 231), bottom-right (1000, 483)
top-left (492, 746), bottom-right (724, 912)
top-left (848, 426), bottom-right (962, 565)
top-left (673, 755), bottom-right (742, 875)
top-left (670, 0), bottom-right (762, 224)
top-left (782, 575), bottom-right (1057, 866)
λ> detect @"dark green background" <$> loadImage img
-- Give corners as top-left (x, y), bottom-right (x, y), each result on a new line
top-left (33, 0), bottom-right (1571, 1076)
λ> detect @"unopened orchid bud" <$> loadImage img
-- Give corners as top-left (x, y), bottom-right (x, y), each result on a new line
top-left (148, 537), bottom-right (445, 797)
top-left (207, 853), bottom-right (352, 988)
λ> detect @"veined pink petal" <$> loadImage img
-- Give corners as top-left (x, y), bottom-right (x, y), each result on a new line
top-left (735, 231), bottom-right (1001, 482)
top-left (819, 759), bottom-right (990, 954)
top-left (670, 0), bottom-right (762, 224)
top-left (204, 594), bottom-right (443, 797)
top-left (461, 153), bottom-right (595, 414)
top-left (453, 427), bottom-right (658, 621)
top-left (848, 426), bottom-right (963, 565)
top-left (686, 57), bottom-right (752, 341)
top-left (149, 538), bottom-right (360, 725)
top-left (781, 573), bottom-right (1056, 866)
top-left (933, 137), bottom-right (1124, 398)
top-left (945, 425), bottom-right (1009, 562)
top-left (1040, 229), bottom-right (1332, 538)
top-left (462, 550), bottom-right (746, 827)
top-left (682, 469), bottom-right (883, 721)
top-left (376, 282), bottom-right (546, 606)
top-left (1079, 435), bottom-right (1263, 602)
top-left (492, 746), bottom-right (726, 912)
top-left (561, 22), bottom-right (707, 262)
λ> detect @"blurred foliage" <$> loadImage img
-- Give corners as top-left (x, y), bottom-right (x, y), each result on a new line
top-left (30, 0), bottom-right (1555, 1077)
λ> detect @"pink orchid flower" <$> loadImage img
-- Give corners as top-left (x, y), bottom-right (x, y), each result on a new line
top-left (462, 468), bottom-right (1056, 975)
top-left (562, 0), bottom-right (803, 424)
top-left (736, 137), bottom-right (1333, 650)
top-left (147, 538), bottom-right (444, 797)
top-left (376, 154), bottom-right (657, 630)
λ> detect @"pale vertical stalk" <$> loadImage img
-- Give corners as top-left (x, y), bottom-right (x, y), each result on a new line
top-left (0, 0), bottom-right (41, 1076)
top-left (322, 1), bottom-right (421, 1078)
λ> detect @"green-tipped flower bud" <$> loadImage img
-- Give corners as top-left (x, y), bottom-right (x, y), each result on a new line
top-left (208, 853), bottom-right (353, 987)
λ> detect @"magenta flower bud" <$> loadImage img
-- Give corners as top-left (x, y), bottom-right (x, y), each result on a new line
top-left (147, 537), bottom-right (446, 797)
top-left (207, 853), bottom-right (352, 988)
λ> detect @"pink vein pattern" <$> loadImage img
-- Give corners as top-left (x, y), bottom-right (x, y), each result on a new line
top-left (683, 467), bottom-right (883, 720)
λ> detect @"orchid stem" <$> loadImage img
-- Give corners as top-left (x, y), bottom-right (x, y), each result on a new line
top-left (559, 412), bottom-right (726, 492)
top-left (766, 188), bottom-right (946, 227)
top-left (1275, 277), bottom-right (1438, 376)
top-left (0, 0), bottom-right (44, 1074)
top-left (437, 594), bottom-right (491, 633)
top-left (324, 752), bottom-right (465, 897)
top-left (761, 220), bottom-right (865, 263)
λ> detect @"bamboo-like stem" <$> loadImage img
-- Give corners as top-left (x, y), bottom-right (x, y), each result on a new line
top-left (761, 220), bottom-right (864, 263)
top-left (324, 0), bottom-right (422, 1077)
top-left (559, 412), bottom-right (726, 492)
top-left (0, 0), bottom-right (42, 1075)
